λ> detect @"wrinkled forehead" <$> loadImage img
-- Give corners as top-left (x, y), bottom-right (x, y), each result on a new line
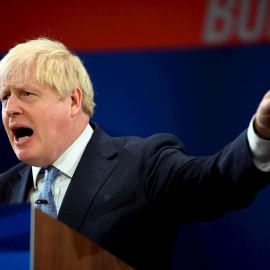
top-left (0, 64), bottom-right (38, 90)
top-left (0, 55), bottom-right (37, 83)
top-left (0, 79), bottom-right (30, 92)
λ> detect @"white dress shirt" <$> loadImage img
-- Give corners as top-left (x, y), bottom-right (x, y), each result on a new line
top-left (28, 124), bottom-right (93, 214)
top-left (247, 115), bottom-right (270, 172)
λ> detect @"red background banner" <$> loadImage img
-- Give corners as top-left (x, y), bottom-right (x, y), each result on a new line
top-left (1, 0), bottom-right (269, 52)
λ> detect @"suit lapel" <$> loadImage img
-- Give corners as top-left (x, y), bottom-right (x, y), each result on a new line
top-left (58, 123), bottom-right (118, 231)
top-left (10, 165), bottom-right (32, 203)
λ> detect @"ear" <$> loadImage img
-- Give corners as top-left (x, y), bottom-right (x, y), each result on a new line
top-left (70, 88), bottom-right (83, 117)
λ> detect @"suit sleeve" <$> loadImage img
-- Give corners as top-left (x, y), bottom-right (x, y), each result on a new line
top-left (143, 130), bottom-right (270, 224)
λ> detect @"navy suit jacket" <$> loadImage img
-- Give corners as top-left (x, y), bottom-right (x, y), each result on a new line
top-left (0, 122), bottom-right (269, 269)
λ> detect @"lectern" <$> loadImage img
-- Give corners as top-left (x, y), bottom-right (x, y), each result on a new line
top-left (0, 204), bottom-right (134, 270)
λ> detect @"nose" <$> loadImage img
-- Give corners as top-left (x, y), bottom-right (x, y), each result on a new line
top-left (4, 94), bottom-right (23, 117)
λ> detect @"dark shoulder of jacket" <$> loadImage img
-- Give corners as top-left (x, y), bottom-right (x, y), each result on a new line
top-left (111, 133), bottom-right (187, 156)
top-left (0, 162), bottom-right (29, 180)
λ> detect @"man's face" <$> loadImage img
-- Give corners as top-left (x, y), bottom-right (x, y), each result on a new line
top-left (0, 75), bottom-right (75, 167)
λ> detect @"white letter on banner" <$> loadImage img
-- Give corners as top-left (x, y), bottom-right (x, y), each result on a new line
top-left (238, 0), bottom-right (267, 41)
top-left (203, 0), bottom-right (236, 43)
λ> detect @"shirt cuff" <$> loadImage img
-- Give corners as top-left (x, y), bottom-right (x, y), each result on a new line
top-left (247, 115), bottom-right (270, 172)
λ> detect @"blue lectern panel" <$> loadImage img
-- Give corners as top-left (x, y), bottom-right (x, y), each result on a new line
top-left (0, 203), bottom-right (31, 270)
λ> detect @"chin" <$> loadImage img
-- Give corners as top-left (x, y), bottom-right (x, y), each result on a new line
top-left (16, 152), bottom-right (40, 166)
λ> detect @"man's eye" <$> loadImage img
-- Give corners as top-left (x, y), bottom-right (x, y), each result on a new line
top-left (24, 92), bottom-right (32, 96)
top-left (2, 95), bottom-right (10, 101)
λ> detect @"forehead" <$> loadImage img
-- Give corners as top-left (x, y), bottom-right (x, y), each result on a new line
top-left (0, 76), bottom-right (41, 92)
top-left (0, 61), bottom-right (38, 87)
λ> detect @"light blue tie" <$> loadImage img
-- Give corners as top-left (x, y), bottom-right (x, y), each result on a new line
top-left (36, 166), bottom-right (59, 219)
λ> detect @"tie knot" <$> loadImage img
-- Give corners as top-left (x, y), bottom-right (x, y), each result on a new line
top-left (44, 166), bottom-right (59, 183)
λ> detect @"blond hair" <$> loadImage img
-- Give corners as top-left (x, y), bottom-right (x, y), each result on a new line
top-left (0, 38), bottom-right (95, 117)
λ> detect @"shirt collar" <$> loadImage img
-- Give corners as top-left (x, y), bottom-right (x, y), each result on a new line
top-left (32, 123), bottom-right (93, 189)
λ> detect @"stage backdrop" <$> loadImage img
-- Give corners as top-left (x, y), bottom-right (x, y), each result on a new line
top-left (1, 0), bottom-right (270, 269)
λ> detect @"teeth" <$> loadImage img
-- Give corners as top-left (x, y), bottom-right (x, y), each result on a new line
top-left (18, 136), bottom-right (29, 141)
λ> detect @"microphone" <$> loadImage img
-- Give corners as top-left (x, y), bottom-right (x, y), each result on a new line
top-left (35, 199), bottom-right (48, 205)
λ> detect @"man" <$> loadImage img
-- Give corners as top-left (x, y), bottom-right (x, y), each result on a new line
top-left (0, 38), bottom-right (270, 269)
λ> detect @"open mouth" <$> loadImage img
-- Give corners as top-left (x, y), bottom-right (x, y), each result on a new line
top-left (13, 127), bottom-right (34, 141)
